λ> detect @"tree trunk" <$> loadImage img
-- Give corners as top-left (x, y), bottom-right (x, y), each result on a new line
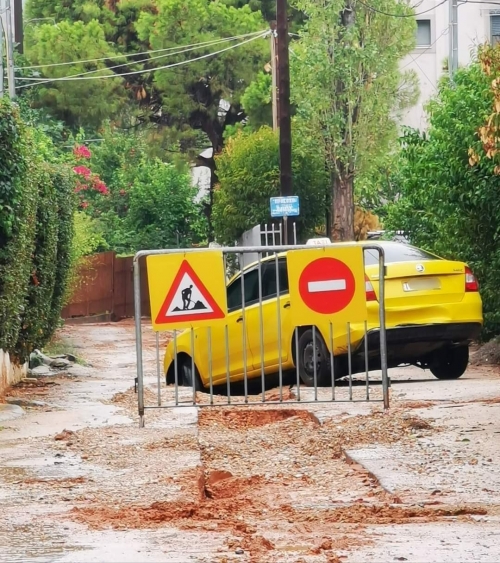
top-left (330, 171), bottom-right (355, 241)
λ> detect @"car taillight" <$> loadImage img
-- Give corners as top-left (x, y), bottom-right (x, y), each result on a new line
top-left (465, 266), bottom-right (479, 292)
top-left (365, 275), bottom-right (377, 301)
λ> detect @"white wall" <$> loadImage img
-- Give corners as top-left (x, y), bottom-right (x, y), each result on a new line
top-left (0, 349), bottom-right (27, 397)
top-left (401, 0), bottom-right (499, 130)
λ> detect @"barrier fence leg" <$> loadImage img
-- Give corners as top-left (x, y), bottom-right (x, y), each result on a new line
top-left (134, 256), bottom-right (146, 427)
top-left (156, 331), bottom-right (161, 407)
top-left (378, 249), bottom-right (390, 409)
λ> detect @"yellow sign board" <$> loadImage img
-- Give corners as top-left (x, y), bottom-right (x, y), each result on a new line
top-left (287, 246), bottom-right (367, 327)
top-left (146, 251), bottom-right (228, 331)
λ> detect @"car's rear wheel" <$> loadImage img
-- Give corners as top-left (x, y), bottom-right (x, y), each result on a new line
top-left (297, 329), bottom-right (331, 387)
top-left (180, 357), bottom-right (204, 391)
top-left (429, 345), bottom-right (469, 380)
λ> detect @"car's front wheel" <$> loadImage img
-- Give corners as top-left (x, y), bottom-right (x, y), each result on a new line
top-left (297, 329), bottom-right (331, 387)
top-left (429, 345), bottom-right (469, 380)
top-left (180, 357), bottom-right (204, 391)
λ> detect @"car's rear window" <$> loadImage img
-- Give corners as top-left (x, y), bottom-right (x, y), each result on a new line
top-left (363, 244), bottom-right (440, 266)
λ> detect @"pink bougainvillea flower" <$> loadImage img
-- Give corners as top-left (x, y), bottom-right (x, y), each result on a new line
top-left (80, 200), bottom-right (89, 209)
top-left (73, 165), bottom-right (92, 179)
top-left (74, 180), bottom-right (88, 193)
top-left (73, 144), bottom-right (92, 159)
top-left (93, 179), bottom-right (109, 195)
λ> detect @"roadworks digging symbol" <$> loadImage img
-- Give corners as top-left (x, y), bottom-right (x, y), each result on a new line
top-left (155, 260), bottom-right (225, 325)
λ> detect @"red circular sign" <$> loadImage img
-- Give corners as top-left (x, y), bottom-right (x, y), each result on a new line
top-left (298, 257), bottom-right (356, 314)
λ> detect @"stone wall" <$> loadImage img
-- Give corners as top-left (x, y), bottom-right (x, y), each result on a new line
top-left (0, 349), bottom-right (27, 399)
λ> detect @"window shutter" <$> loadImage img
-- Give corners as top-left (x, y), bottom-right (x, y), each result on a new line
top-left (491, 14), bottom-right (500, 43)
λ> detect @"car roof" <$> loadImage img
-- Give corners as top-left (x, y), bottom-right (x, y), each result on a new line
top-left (228, 240), bottom-right (411, 281)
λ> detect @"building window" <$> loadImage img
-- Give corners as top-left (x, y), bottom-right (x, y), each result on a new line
top-left (491, 14), bottom-right (500, 45)
top-left (416, 19), bottom-right (431, 47)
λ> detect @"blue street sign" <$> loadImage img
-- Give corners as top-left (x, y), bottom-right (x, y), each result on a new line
top-left (270, 196), bottom-right (300, 218)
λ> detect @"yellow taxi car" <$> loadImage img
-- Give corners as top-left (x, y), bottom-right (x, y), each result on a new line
top-left (164, 241), bottom-right (483, 389)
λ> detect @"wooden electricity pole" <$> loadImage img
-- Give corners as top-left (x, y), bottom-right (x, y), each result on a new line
top-left (276, 0), bottom-right (293, 243)
top-left (270, 21), bottom-right (278, 132)
top-left (13, 0), bottom-right (23, 54)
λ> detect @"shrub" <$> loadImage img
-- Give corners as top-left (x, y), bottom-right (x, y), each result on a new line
top-left (44, 166), bottom-right (76, 341)
top-left (15, 163), bottom-right (59, 359)
top-left (213, 127), bottom-right (328, 244)
top-left (0, 100), bottom-right (38, 354)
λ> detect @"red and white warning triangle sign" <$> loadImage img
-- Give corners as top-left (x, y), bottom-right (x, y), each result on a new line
top-left (155, 260), bottom-right (225, 325)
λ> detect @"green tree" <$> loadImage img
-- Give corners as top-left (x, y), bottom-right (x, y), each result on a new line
top-left (291, 0), bottom-right (417, 241)
top-left (240, 71), bottom-right (273, 129)
top-left (25, 0), bottom-right (270, 236)
top-left (24, 20), bottom-right (129, 129)
top-left (213, 126), bottom-right (327, 244)
top-left (385, 55), bottom-right (500, 337)
top-left (124, 159), bottom-right (206, 251)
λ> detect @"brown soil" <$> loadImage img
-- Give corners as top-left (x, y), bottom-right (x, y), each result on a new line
top-left (400, 400), bottom-right (438, 409)
top-left (54, 429), bottom-right (75, 441)
top-left (471, 339), bottom-right (500, 366)
top-left (70, 498), bottom-right (486, 530)
top-left (199, 408), bottom-right (320, 429)
top-left (22, 476), bottom-right (87, 487)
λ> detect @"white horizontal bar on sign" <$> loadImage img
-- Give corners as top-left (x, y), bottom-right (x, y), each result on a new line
top-left (308, 279), bottom-right (346, 293)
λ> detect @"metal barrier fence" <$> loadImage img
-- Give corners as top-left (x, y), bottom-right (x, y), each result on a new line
top-left (134, 244), bottom-right (389, 427)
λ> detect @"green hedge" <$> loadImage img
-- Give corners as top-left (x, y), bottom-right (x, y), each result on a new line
top-left (15, 163), bottom-right (58, 358)
top-left (0, 98), bottom-right (76, 361)
top-left (44, 166), bottom-right (75, 342)
top-left (0, 101), bottom-right (38, 354)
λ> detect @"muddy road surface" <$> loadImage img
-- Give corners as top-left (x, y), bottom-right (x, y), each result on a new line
top-left (1, 320), bottom-right (500, 562)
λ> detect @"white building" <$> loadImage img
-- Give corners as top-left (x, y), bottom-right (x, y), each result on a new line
top-left (401, 0), bottom-right (500, 130)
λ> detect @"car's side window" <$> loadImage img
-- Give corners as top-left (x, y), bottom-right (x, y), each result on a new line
top-left (226, 260), bottom-right (289, 311)
top-left (226, 277), bottom-right (242, 311)
top-left (261, 259), bottom-right (289, 300)
top-left (226, 269), bottom-right (260, 312)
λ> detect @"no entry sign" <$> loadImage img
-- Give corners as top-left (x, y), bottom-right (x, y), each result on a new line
top-left (299, 257), bottom-right (356, 315)
top-left (288, 246), bottom-right (367, 327)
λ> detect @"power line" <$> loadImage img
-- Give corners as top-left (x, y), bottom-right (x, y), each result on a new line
top-left (17, 32), bottom-right (268, 89)
top-left (401, 27), bottom-right (450, 69)
top-left (18, 32), bottom-right (266, 82)
top-left (356, 0), bottom-right (448, 18)
top-left (16, 30), bottom-right (266, 70)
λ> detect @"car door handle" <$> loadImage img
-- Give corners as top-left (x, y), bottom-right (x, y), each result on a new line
top-left (283, 302), bottom-right (291, 309)
top-left (236, 316), bottom-right (243, 323)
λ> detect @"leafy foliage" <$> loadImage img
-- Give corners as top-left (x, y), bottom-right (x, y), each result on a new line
top-left (15, 164), bottom-right (59, 359)
top-left (63, 125), bottom-right (207, 253)
top-left (240, 71), bottom-right (273, 129)
top-left (0, 101), bottom-right (38, 354)
top-left (25, 0), bottom-right (273, 235)
top-left (25, 20), bottom-right (129, 129)
top-left (213, 126), bottom-right (327, 244)
top-left (385, 55), bottom-right (500, 337)
top-left (291, 0), bottom-right (417, 240)
top-left (0, 99), bottom-right (77, 359)
top-left (124, 159), bottom-right (205, 251)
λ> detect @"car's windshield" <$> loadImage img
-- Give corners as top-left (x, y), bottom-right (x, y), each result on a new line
top-left (363, 244), bottom-right (440, 266)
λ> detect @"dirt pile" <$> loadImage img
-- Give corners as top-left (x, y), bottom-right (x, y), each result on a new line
top-left (471, 339), bottom-right (500, 366)
top-left (199, 408), bottom-right (319, 430)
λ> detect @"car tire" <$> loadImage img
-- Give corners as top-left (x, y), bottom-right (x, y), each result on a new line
top-left (180, 358), bottom-right (204, 391)
top-left (297, 329), bottom-right (331, 387)
top-left (429, 346), bottom-right (469, 380)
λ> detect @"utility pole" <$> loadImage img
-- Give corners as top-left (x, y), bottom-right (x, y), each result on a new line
top-left (3, 0), bottom-right (15, 98)
top-left (270, 21), bottom-right (278, 132)
top-left (449, 0), bottom-right (458, 78)
top-left (13, 0), bottom-right (22, 54)
top-left (276, 0), bottom-right (293, 244)
top-left (0, 0), bottom-right (4, 98)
